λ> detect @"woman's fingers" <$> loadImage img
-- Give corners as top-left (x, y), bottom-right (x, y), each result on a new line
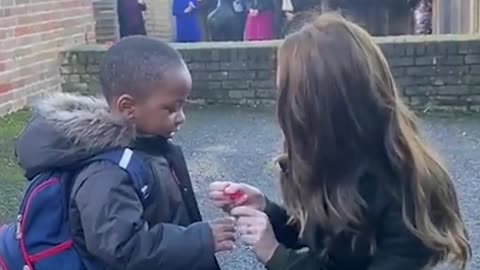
top-left (215, 217), bottom-right (236, 229)
top-left (209, 181), bottom-right (231, 192)
top-left (209, 190), bottom-right (229, 202)
top-left (238, 234), bottom-right (257, 246)
top-left (233, 210), bottom-right (279, 263)
top-left (231, 206), bottom-right (263, 217)
top-left (217, 231), bottom-right (237, 242)
top-left (216, 239), bottom-right (235, 251)
top-left (208, 190), bottom-right (227, 198)
top-left (208, 188), bottom-right (233, 209)
top-left (236, 216), bottom-right (259, 226)
top-left (223, 183), bottom-right (242, 195)
top-left (236, 222), bottom-right (258, 235)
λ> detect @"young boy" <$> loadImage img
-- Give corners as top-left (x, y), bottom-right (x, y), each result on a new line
top-left (14, 36), bottom-right (235, 270)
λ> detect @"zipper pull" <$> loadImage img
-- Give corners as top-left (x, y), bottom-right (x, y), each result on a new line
top-left (16, 214), bottom-right (23, 239)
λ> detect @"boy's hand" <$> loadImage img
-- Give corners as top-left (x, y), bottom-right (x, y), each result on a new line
top-left (208, 182), bottom-right (266, 213)
top-left (209, 217), bottom-right (236, 252)
top-left (231, 206), bottom-right (279, 264)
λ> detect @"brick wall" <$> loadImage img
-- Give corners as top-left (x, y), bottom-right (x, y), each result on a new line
top-left (61, 35), bottom-right (480, 113)
top-left (92, 0), bottom-right (119, 43)
top-left (144, 0), bottom-right (174, 41)
top-left (90, 0), bottom-right (173, 43)
top-left (0, 0), bottom-right (95, 115)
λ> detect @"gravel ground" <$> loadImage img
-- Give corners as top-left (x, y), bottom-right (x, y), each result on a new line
top-left (176, 105), bottom-right (480, 270)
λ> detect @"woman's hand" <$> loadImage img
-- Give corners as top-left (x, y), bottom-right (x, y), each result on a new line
top-left (249, 9), bottom-right (259, 16)
top-left (231, 206), bottom-right (279, 264)
top-left (285, 11), bottom-right (294, 21)
top-left (184, 2), bottom-right (195, 13)
top-left (208, 181), bottom-right (266, 213)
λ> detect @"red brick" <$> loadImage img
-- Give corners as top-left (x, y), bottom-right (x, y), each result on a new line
top-left (0, 83), bottom-right (13, 94)
top-left (0, 28), bottom-right (14, 39)
top-left (0, 51), bottom-right (10, 62)
top-left (15, 25), bottom-right (33, 37)
top-left (12, 6), bottom-right (26, 16)
top-left (16, 11), bottom-right (59, 26)
top-left (17, 34), bottom-right (36, 47)
top-left (0, 38), bottom-right (16, 53)
top-left (0, 17), bottom-right (16, 28)
top-left (0, 60), bottom-right (12, 72)
top-left (62, 0), bottom-right (82, 9)
top-left (0, 7), bottom-right (12, 17)
top-left (13, 78), bottom-right (26, 89)
top-left (40, 29), bottom-right (63, 41)
top-left (42, 10), bottom-right (58, 21)
top-left (0, 0), bottom-right (14, 8)
top-left (28, 2), bottom-right (55, 13)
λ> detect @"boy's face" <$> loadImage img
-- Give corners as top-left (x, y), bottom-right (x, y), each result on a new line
top-left (118, 66), bottom-right (192, 138)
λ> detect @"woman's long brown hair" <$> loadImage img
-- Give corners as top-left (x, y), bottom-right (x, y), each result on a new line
top-left (276, 13), bottom-right (470, 269)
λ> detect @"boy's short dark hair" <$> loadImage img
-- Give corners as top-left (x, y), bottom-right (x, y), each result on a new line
top-left (99, 36), bottom-right (184, 102)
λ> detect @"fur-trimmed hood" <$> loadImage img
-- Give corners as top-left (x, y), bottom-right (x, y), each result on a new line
top-left (15, 93), bottom-right (136, 179)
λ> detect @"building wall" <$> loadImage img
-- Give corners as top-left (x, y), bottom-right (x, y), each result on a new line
top-left (62, 35), bottom-right (480, 113)
top-left (0, 0), bottom-right (95, 115)
top-left (341, 1), bottom-right (412, 36)
top-left (144, 0), bottom-right (174, 41)
top-left (433, 0), bottom-right (480, 34)
top-left (92, 0), bottom-right (119, 43)
top-left (91, 0), bottom-right (174, 42)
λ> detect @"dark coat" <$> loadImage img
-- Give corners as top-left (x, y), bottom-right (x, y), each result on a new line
top-left (264, 170), bottom-right (436, 270)
top-left (15, 93), bottom-right (219, 270)
top-left (117, 0), bottom-right (147, 37)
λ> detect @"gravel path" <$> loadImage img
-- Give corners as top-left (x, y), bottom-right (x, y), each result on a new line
top-left (176, 105), bottom-right (480, 270)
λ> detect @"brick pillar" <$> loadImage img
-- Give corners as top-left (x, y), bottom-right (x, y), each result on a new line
top-left (144, 0), bottom-right (174, 41)
top-left (92, 0), bottom-right (119, 43)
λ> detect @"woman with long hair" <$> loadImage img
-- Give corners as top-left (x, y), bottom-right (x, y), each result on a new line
top-left (209, 13), bottom-right (470, 270)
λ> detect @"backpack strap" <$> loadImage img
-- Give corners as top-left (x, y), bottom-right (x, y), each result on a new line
top-left (86, 148), bottom-right (151, 205)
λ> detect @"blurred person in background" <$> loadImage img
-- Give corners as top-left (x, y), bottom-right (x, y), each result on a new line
top-left (173, 0), bottom-right (202, 42)
top-left (410, 0), bottom-right (432, 34)
top-left (118, 0), bottom-right (147, 38)
top-left (244, 0), bottom-right (275, 41)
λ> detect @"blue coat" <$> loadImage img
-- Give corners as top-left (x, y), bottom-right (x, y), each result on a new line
top-left (173, 0), bottom-right (202, 42)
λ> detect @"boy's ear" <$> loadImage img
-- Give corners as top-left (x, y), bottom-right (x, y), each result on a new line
top-left (116, 94), bottom-right (136, 120)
